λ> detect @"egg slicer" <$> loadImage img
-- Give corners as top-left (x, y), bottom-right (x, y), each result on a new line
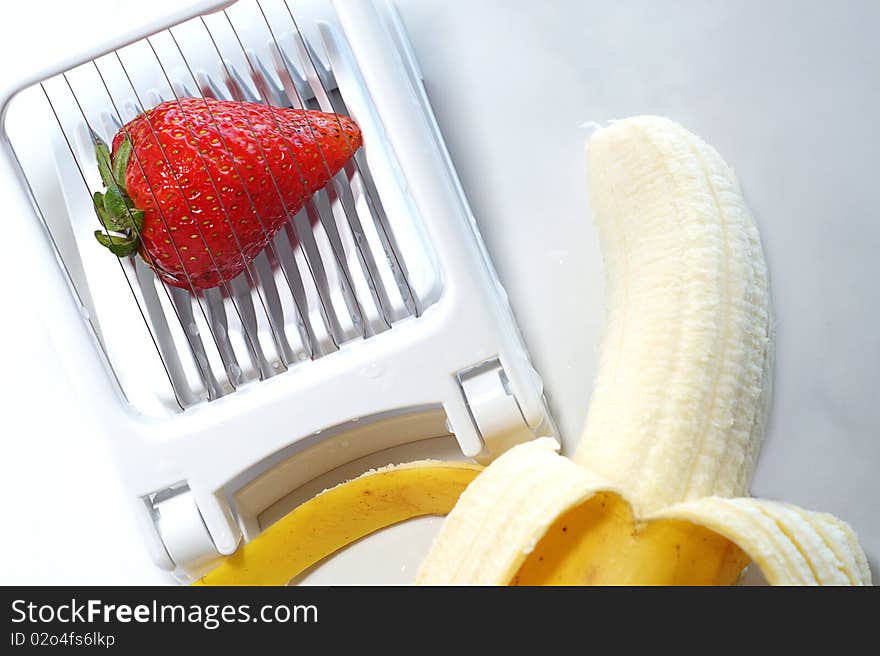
top-left (0, 0), bottom-right (557, 581)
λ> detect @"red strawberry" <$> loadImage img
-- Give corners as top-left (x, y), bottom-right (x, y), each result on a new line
top-left (92, 97), bottom-right (362, 290)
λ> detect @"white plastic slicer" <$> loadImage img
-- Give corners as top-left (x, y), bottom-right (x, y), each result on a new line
top-left (0, 0), bottom-right (558, 581)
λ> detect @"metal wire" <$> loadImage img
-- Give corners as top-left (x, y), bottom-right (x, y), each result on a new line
top-left (144, 35), bottom-right (289, 375)
top-left (85, 66), bottom-right (236, 396)
top-left (41, 82), bottom-right (189, 408)
top-left (90, 71), bottom-right (231, 399)
top-left (110, 50), bottom-right (270, 384)
top-left (281, 0), bottom-right (420, 318)
top-left (169, 46), bottom-right (315, 361)
top-left (66, 75), bottom-right (234, 398)
top-left (230, 5), bottom-right (393, 332)
top-left (193, 19), bottom-right (341, 354)
top-left (202, 21), bottom-right (342, 351)
top-left (25, 0), bottom-right (423, 410)
top-left (215, 11), bottom-right (369, 344)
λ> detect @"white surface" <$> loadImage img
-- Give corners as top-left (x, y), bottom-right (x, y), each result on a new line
top-left (0, 0), bottom-right (877, 584)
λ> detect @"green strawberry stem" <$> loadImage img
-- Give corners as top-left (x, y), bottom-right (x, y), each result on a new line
top-left (92, 133), bottom-right (143, 257)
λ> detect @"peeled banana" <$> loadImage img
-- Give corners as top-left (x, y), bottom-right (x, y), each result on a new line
top-left (417, 117), bottom-right (870, 586)
top-left (576, 116), bottom-right (772, 514)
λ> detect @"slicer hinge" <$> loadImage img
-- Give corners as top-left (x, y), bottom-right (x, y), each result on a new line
top-left (149, 485), bottom-right (221, 578)
top-left (458, 359), bottom-right (534, 459)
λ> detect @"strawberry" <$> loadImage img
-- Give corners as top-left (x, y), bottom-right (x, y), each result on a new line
top-left (92, 97), bottom-right (362, 290)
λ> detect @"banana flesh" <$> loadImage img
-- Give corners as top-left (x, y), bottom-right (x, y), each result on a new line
top-left (416, 437), bottom-right (749, 585)
top-left (576, 116), bottom-right (772, 514)
top-left (418, 117), bottom-right (870, 586)
top-left (197, 460), bottom-right (481, 586)
top-left (416, 438), bottom-right (624, 584)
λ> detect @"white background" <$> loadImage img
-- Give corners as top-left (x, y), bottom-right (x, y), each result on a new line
top-left (0, 0), bottom-right (877, 584)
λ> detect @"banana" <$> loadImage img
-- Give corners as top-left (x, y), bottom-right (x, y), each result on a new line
top-left (197, 460), bottom-right (481, 586)
top-left (576, 116), bottom-right (772, 514)
top-left (417, 117), bottom-right (870, 586)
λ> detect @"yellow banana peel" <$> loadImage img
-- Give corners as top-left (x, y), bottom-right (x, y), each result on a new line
top-left (197, 461), bottom-right (481, 586)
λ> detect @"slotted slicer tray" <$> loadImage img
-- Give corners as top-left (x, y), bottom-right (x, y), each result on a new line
top-left (0, 0), bottom-right (557, 581)
top-left (15, 1), bottom-right (428, 414)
